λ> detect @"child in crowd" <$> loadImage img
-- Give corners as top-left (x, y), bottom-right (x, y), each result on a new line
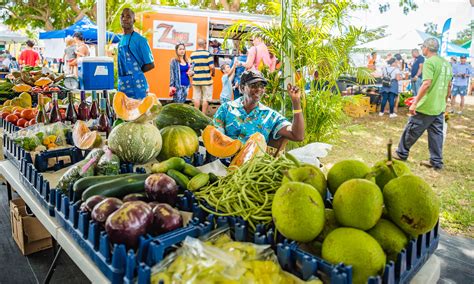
top-left (220, 59), bottom-right (238, 104)
top-left (63, 37), bottom-right (77, 75)
top-left (9, 57), bottom-right (20, 71)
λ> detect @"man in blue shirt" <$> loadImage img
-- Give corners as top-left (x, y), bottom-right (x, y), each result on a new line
top-left (450, 55), bottom-right (472, 115)
top-left (213, 70), bottom-right (304, 144)
top-left (410, 48), bottom-right (424, 96)
top-left (118, 8), bottom-right (155, 99)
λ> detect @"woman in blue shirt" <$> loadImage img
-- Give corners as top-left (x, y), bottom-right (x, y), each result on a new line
top-left (169, 43), bottom-right (192, 103)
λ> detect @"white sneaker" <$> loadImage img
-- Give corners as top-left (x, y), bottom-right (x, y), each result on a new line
top-left (389, 113), bottom-right (398, 118)
top-left (457, 111), bottom-right (463, 115)
top-left (379, 112), bottom-right (384, 116)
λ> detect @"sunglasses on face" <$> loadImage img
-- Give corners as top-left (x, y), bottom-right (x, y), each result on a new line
top-left (248, 82), bottom-right (265, 89)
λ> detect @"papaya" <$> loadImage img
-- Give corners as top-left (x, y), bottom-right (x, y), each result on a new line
top-left (229, 132), bottom-right (267, 168)
top-left (202, 125), bottom-right (242, 158)
top-left (34, 77), bottom-right (53, 87)
top-left (113, 92), bottom-right (161, 122)
top-left (12, 84), bottom-right (32, 93)
top-left (72, 120), bottom-right (103, 150)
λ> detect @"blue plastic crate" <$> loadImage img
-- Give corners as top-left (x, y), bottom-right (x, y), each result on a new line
top-left (132, 217), bottom-right (335, 284)
top-left (3, 131), bottom-right (82, 172)
top-left (52, 183), bottom-right (214, 284)
top-left (19, 158), bottom-right (55, 216)
top-left (1, 118), bottom-right (20, 135)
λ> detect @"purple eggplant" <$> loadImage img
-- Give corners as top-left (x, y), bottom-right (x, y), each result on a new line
top-left (150, 203), bottom-right (183, 235)
top-left (145, 173), bottom-right (178, 206)
top-left (80, 195), bottom-right (105, 213)
top-left (91, 197), bottom-right (123, 225)
top-left (105, 201), bottom-right (154, 249)
top-left (123, 193), bottom-right (149, 203)
top-left (148, 201), bottom-right (160, 209)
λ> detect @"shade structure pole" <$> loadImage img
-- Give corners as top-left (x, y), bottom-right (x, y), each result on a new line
top-left (97, 0), bottom-right (106, 56)
top-left (281, 0), bottom-right (294, 115)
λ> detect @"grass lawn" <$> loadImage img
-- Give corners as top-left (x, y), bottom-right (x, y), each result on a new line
top-left (319, 104), bottom-right (473, 238)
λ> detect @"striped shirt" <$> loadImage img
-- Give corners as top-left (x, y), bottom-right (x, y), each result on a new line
top-left (190, 49), bottom-right (213, 86)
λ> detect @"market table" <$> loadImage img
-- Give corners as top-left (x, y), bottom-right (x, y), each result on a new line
top-left (0, 159), bottom-right (109, 284)
top-left (0, 156), bottom-right (442, 284)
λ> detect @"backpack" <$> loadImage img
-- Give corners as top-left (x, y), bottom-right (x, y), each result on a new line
top-left (382, 67), bottom-right (395, 87)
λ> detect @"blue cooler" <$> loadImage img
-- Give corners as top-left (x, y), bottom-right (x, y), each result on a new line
top-left (78, 56), bottom-right (114, 90)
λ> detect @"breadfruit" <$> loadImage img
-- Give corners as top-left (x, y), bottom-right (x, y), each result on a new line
top-left (367, 219), bottom-right (408, 262)
top-left (272, 182), bottom-right (325, 242)
top-left (327, 160), bottom-right (371, 194)
top-left (383, 175), bottom-right (440, 236)
top-left (322, 228), bottom-right (386, 284)
top-left (316, 208), bottom-right (340, 242)
top-left (333, 179), bottom-right (383, 230)
top-left (372, 159), bottom-right (411, 190)
top-left (282, 165), bottom-right (327, 198)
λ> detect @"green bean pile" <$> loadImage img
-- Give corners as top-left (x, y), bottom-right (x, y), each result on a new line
top-left (193, 153), bottom-right (299, 231)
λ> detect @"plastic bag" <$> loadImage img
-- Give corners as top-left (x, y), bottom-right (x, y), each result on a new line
top-left (287, 142), bottom-right (332, 168)
top-left (150, 227), bottom-right (321, 284)
top-left (12, 122), bottom-right (71, 151)
top-left (96, 146), bottom-right (120, 175)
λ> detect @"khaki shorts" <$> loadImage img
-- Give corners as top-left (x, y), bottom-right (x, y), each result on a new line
top-left (192, 85), bottom-right (213, 101)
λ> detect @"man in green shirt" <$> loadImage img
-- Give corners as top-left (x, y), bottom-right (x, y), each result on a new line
top-left (394, 38), bottom-right (452, 170)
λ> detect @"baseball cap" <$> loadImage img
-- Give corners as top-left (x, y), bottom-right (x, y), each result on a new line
top-left (460, 55), bottom-right (467, 59)
top-left (394, 53), bottom-right (402, 61)
top-left (240, 70), bottom-right (268, 86)
top-left (419, 38), bottom-right (439, 52)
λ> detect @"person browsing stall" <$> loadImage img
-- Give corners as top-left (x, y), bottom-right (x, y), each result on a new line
top-left (213, 70), bottom-right (304, 143)
top-left (118, 8), bottom-right (155, 99)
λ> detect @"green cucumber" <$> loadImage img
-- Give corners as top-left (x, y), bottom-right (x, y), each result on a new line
top-left (209, 172), bottom-right (219, 183)
top-left (188, 173), bottom-right (210, 191)
top-left (81, 174), bottom-right (149, 201)
top-left (73, 174), bottom-right (132, 201)
top-left (182, 163), bottom-right (202, 177)
top-left (167, 169), bottom-right (190, 190)
top-left (151, 157), bottom-right (186, 173)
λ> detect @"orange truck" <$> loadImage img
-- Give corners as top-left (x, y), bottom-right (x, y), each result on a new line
top-left (141, 6), bottom-right (272, 102)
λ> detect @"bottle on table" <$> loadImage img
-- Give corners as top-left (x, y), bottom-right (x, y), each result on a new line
top-left (77, 91), bottom-right (90, 121)
top-left (102, 90), bottom-right (115, 123)
top-left (65, 92), bottom-right (78, 124)
top-left (89, 90), bottom-right (99, 119)
top-left (36, 94), bottom-right (48, 124)
top-left (48, 92), bottom-right (61, 123)
top-left (97, 98), bottom-right (111, 137)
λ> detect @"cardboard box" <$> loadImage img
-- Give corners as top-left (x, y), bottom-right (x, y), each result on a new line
top-left (10, 198), bottom-right (53, 255)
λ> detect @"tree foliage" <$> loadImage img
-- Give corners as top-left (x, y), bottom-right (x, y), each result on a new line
top-left (0, 0), bottom-right (153, 32)
top-left (378, 0), bottom-right (418, 15)
top-left (453, 20), bottom-right (473, 46)
top-left (423, 22), bottom-right (441, 38)
top-left (225, 0), bottom-right (374, 144)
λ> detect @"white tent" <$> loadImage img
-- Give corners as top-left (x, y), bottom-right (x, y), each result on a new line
top-left (0, 24), bottom-right (27, 44)
top-left (357, 29), bottom-right (469, 57)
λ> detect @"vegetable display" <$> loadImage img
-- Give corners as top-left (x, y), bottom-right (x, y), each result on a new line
top-left (193, 153), bottom-right (298, 231)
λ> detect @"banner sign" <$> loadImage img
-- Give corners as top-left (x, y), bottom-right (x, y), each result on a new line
top-left (152, 20), bottom-right (197, 51)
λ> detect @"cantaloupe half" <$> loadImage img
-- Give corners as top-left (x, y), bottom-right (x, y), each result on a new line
top-left (113, 92), bottom-right (161, 122)
top-left (202, 125), bottom-right (242, 158)
top-left (72, 120), bottom-right (103, 150)
top-left (229, 132), bottom-right (267, 168)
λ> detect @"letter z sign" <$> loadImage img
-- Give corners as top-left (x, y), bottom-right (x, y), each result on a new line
top-left (153, 20), bottom-right (198, 51)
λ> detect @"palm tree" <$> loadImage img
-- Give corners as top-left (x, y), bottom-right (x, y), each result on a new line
top-left (225, 0), bottom-right (374, 144)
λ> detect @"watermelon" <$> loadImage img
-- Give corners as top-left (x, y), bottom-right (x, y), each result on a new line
top-left (158, 125), bottom-right (199, 161)
top-left (108, 121), bottom-right (162, 164)
top-left (155, 103), bottom-right (211, 133)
